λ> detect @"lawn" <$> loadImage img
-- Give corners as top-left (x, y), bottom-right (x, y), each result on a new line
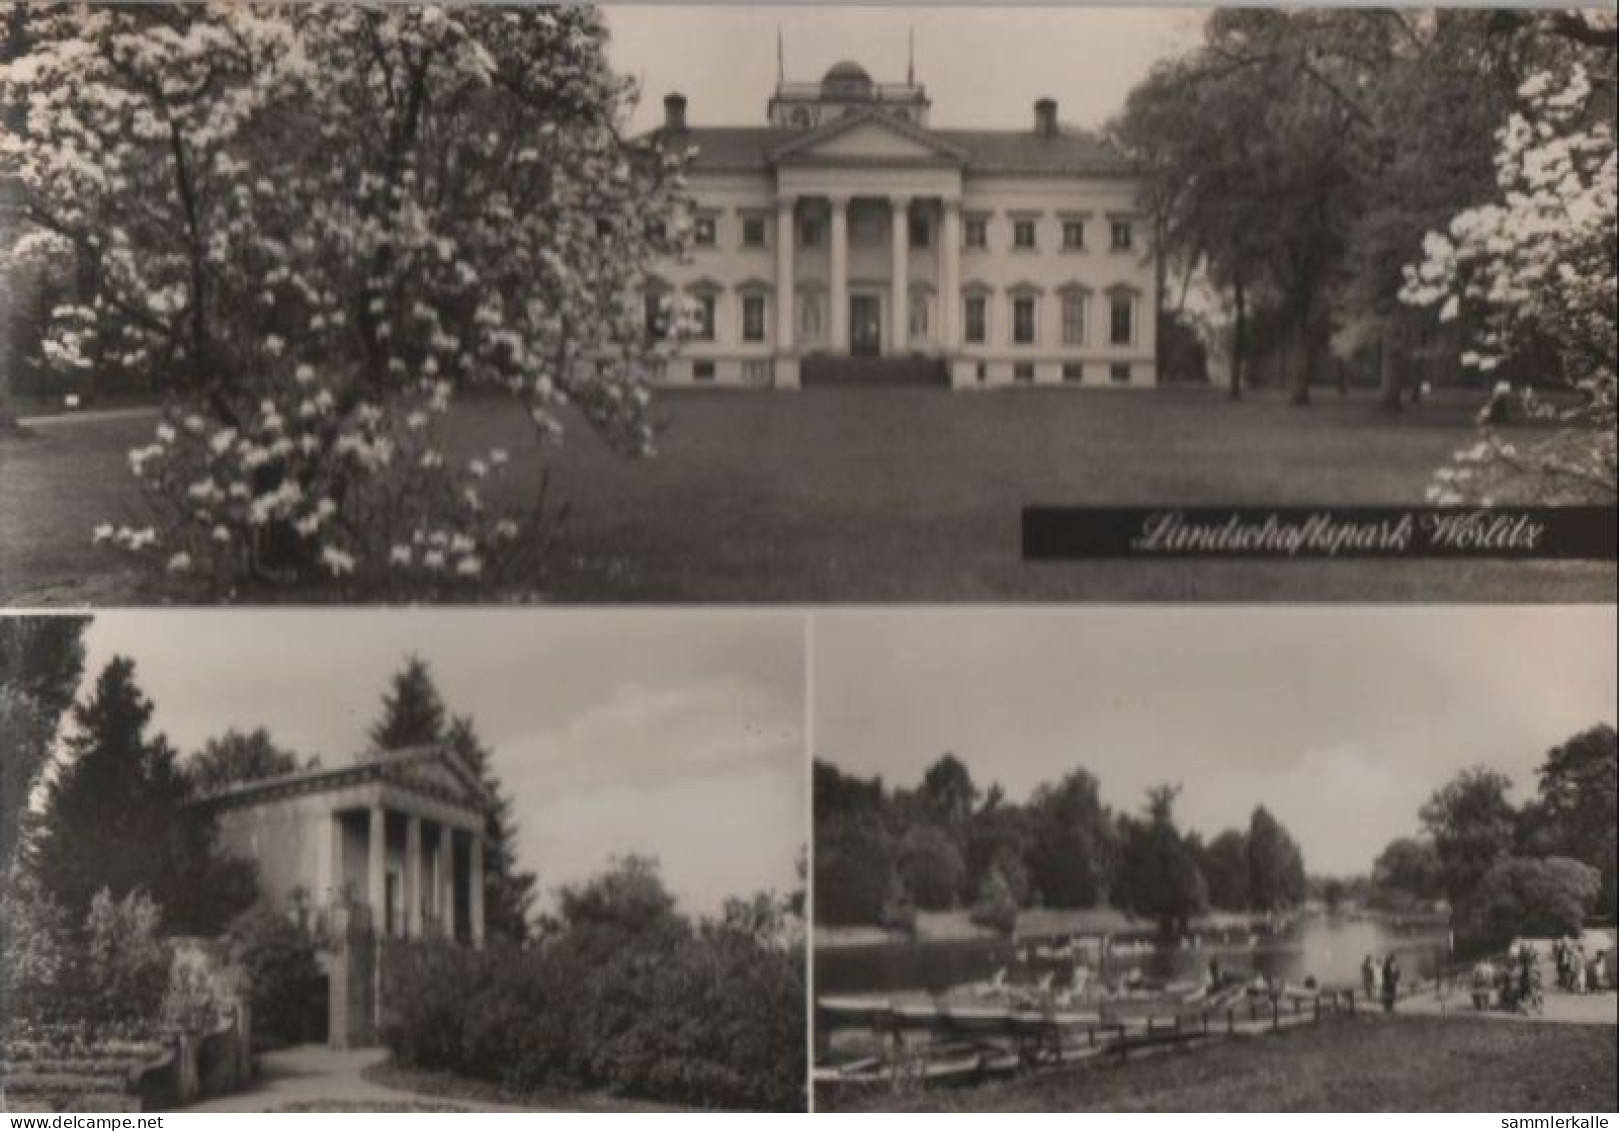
top-left (2, 386), bottom-right (1611, 603)
top-left (817, 1014), bottom-right (1619, 1112)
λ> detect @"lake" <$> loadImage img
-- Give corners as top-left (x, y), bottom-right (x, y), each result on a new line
top-left (815, 914), bottom-right (1453, 997)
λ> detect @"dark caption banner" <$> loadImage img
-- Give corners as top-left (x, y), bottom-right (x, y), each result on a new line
top-left (1022, 506), bottom-right (1618, 561)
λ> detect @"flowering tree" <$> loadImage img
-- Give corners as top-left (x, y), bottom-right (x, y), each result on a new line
top-left (0, 4), bottom-right (688, 595)
top-left (1401, 65), bottom-right (1617, 503)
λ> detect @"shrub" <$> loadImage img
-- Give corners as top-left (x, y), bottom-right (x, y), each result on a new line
top-left (229, 907), bottom-right (324, 1046)
top-left (81, 889), bottom-right (171, 1025)
top-left (379, 915), bottom-right (805, 1109)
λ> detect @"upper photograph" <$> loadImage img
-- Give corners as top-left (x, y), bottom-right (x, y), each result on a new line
top-left (1, 4), bottom-right (1614, 605)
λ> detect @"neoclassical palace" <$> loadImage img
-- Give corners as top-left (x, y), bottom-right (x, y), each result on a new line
top-left (648, 61), bottom-right (1157, 389)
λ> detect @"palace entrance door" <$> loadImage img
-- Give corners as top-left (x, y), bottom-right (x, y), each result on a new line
top-left (849, 294), bottom-right (882, 357)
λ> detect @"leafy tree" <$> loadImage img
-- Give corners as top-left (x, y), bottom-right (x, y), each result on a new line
top-left (812, 811), bottom-right (895, 928)
top-left (964, 799), bottom-right (1033, 908)
top-left (187, 726), bottom-right (314, 792)
top-left (1461, 855), bottom-right (1601, 945)
top-left (1024, 768), bottom-right (1116, 908)
top-left (894, 823), bottom-right (966, 912)
top-left (1114, 786), bottom-right (1209, 939)
top-left (1246, 806), bottom-right (1307, 912)
top-left (812, 758), bottom-right (886, 824)
top-left (917, 753), bottom-right (978, 832)
top-left (0, 615), bottom-right (89, 877)
top-left (556, 854), bottom-right (685, 958)
top-left (1202, 829), bottom-right (1251, 911)
top-left (1, 5), bottom-right (688, 595)
top-left (970, 864), bottom-right (1020, 936)
top-left (446, 714), bottom-right (537, 941)
top-left (1420, 766), bottom-right (1517, 906)
top-left (1518, 724), bottom-right (1618, 915)
top-left (27, 656), bottom-right (257, 933)
top-left (1372, 836), bottom-right (1444, 902)
top-left (1402, 63), bottom-right (1616, 502)
top-left (368, 654), bottom-right (448, 751)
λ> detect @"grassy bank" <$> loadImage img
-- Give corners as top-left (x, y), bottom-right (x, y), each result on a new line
top-left (818, 1014), bottom-right (1618, 1112)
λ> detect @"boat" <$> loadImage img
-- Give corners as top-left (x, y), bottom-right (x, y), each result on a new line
top-left (816, 995), bottom-right (893, 1028)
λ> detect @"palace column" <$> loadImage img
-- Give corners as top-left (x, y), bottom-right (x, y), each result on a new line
top-left (775, 197), bottom-right (795, 352)
top-left (940, 199), bottom-right (962, 352)
top-left (404, 814), bottom-right (422, 938)
top-left (889, 194), bottom-right (910, 355)
top-left (829, 195), bottom-right (850, 353)
top-left (469, 835), bottom-right (486, 947)
top-left (367, 806), bottom-right (387, 936)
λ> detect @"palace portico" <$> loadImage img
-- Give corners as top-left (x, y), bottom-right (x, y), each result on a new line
top-left (648, 61), bottom-right (1158, 390)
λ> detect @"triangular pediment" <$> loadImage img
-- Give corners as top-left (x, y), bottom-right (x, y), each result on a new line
top-left (375, 745), bottom-right (490, 812)
top-left (773, 110), bottom-right (965, 165)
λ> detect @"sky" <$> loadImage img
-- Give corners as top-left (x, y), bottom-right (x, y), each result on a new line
top-left (813, 606), bottom-right (1618, 877)
top-left (602, 5), bottom-right (1206, 133)
top-left (67, 610), bottom-right (805, 917)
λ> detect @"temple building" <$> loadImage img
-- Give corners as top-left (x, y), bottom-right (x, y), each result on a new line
top-left (647, 59), bottom-right (1158, 389)
top-left (195, 745), bottom-right (491, 1047)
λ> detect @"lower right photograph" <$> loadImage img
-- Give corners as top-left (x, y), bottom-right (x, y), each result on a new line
top-left (810, 606), bottom-right (1619, 1112)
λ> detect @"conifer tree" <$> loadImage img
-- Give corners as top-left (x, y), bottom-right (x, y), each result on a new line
top-left (27, 657), bottom-right (257, 933)
top-left (367, 655), bottom-right (448, 751)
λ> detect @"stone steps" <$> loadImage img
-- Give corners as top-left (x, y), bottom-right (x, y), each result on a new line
top-left (801, 356), bottom-right (949, 388)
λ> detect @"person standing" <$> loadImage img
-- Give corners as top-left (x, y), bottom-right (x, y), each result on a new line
top-left (1382, 954), bottom-right (1400, 1013)
top-left (1362, 954), bottom-right (1377, 1005)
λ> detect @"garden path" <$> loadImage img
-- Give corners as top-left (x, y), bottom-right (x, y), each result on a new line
top-left (181, 1045), bottom-right (538, 1112)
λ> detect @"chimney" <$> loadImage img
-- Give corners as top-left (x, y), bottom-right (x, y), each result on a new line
top-left (1034, 97), bottom-right (1058, 138)
top-left (664, 93), bottom-right (688, 132)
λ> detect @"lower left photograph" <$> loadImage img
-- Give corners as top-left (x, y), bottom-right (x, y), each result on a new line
top-left (0, 610), bottom-right (808, 1113)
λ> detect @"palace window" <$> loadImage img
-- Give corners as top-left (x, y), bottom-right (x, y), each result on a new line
top-left (801, 217), bottom-right (823, 248)
top-left (1012, 296), bottom-right (1037, 345)
top-left (965, 217), bottom-right (988, 249)
top-left (693, 215), bottom-right (717, 247)
top-left (693, 360), bottom-right (716, 381)
top-left (742, 294), bottom-right (767, 343)
top-left (1111, 220), bottom-right (1133, 251)
top-left (741, 215), bottom-right (768, 248)
top-left (909, 213), bottom-right (931, 249)
top-left (964, 295), bottom-right (988, 344)
top-left (1110, 362), bottom-right (1132, 384)
top-left (742, 360), bottom-right (774, 386)
top-left (1063, 362), bottom-right (1085, 383)
top-left (1062, 292), bottom-right (1087, 345)
top-left (1014, 363), bottom-right (1035, 383)
top-left (692, 293), bottom-right (717, 342)
top-left (1063, 220), bottom-right (1086, 250)
top-left (1013, 219), bottom-right (1037, 250)
top-left (1109, 292), bottom-right (1134, 345)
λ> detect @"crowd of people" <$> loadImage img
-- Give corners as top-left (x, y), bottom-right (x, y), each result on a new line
top-left (1550, 937), bottom-right (1610, 994)
top-left (1360, 953), bottom-right (1404, 1012)
top-left (1470, 946), bottom-right (1544, 1014)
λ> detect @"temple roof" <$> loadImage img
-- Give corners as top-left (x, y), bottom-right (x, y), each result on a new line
top-left (191, 743), bottom-right (492, 816)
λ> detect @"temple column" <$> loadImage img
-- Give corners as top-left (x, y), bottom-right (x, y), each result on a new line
top-left (941, 199), bottom-right (962, 352)
top-left (404, 814), bottom-right (422, 938)
top-left (436, 826), bottom-right (453, 939)
top-left (469, 835), bottom-right (486, 947)
top-left (889, 195), bottom-right (910, 355)
top-left (829, 195), bottom-right (849, 353)
top-left (367, 806), bottom-right (387, 936)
